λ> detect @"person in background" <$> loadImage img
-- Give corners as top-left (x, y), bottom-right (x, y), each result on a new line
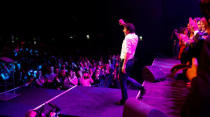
top-left (79, 70), bottom-right (94, 87)
top-left (104, 63), bottom-right (113, 88)
top-left (92, 68), bottom-right (101, 87)
top-left (174, 27), bottom-right (189, 60)
top-left (181, 0), bottom-right (210, 116)
top-left (55, 69), bottom-right (67, 90)
top-left (64, 69), bottom-right (78, 88)
top-left (200, 17), bottom-right (208, 38)
top-left (35, 70), bottom-right (46, 87)
top-left (45, 66), bottom-right (57, 88)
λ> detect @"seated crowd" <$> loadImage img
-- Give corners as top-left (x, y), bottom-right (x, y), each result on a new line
top-left (1, 54), bottom-right (121, 90)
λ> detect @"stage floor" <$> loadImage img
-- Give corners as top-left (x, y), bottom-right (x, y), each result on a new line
top-left (0, 86), bottom-right (138, 117)
top-left (0, 58), bottom-right (189, 117)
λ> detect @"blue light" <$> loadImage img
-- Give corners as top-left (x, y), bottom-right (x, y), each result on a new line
top-left (1, 73), bottom-right (9, 80)
top-left (38, 65), bottom-right (42, 70)
top-left (34, 71), bottom-right (37, 77)
top-left (17, 63), bottom-right (21, 70)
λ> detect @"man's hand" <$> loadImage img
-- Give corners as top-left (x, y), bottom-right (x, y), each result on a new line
top-left (119, 19), bottom-right (126, 26)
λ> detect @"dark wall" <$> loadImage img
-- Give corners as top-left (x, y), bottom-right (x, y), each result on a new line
top-left (0, 0), bottom-right (202, 58)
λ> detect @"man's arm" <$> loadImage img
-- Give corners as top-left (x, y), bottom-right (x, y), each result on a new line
top-left (122, 38), bottom-right (133, 74)
top-left (122, 52), bottom-right (131, 74)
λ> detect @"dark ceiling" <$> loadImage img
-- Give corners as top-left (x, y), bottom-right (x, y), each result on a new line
top-left (0, 1), bottom-right (110, 33)
top-left (0, 0), bottom-right (202, 57)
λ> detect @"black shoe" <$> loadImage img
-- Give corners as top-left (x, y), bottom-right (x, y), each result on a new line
top-left (138, 87), bottom-right (145, 100)
top-left (115, 99), bottom-right (126, 105)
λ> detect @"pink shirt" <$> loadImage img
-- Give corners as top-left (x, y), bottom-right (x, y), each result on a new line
top-left (79, 77), bottom-right (94, 87)
top-left (120, 33), bottom-right (139, 60)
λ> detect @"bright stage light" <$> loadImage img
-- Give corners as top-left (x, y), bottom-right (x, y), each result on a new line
top-left (139, 36), bottom-right (143, 41)
top-left (86, 34), bottom-right (90, 39)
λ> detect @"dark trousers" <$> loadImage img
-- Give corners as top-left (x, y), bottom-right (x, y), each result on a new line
top-left (119, 59), bottom-right (143, 102)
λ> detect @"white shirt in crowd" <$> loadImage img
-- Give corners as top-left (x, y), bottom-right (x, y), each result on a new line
top-left (120, 33), bottom-right (138, 60)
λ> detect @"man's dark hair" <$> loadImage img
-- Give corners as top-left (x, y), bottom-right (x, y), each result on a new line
top-left (125, 23), bottom-right (136, 33)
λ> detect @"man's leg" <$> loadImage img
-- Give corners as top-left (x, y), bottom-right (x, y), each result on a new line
top-left (126, 59), bottom-right (145, 99)
top-left (127, 76), bottom-right (143, 89)
top-left (119, 71), bottom-right (128, 103)
top-left (126, 60), bottom-right (143, 89)
top-left (118, 60), bottom-right (128, 104)
top-left (127, 76), bottom-right (145, 99)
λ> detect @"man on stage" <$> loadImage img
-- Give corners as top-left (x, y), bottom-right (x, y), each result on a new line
top-left (117, 19), bottom-right (145, 105)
